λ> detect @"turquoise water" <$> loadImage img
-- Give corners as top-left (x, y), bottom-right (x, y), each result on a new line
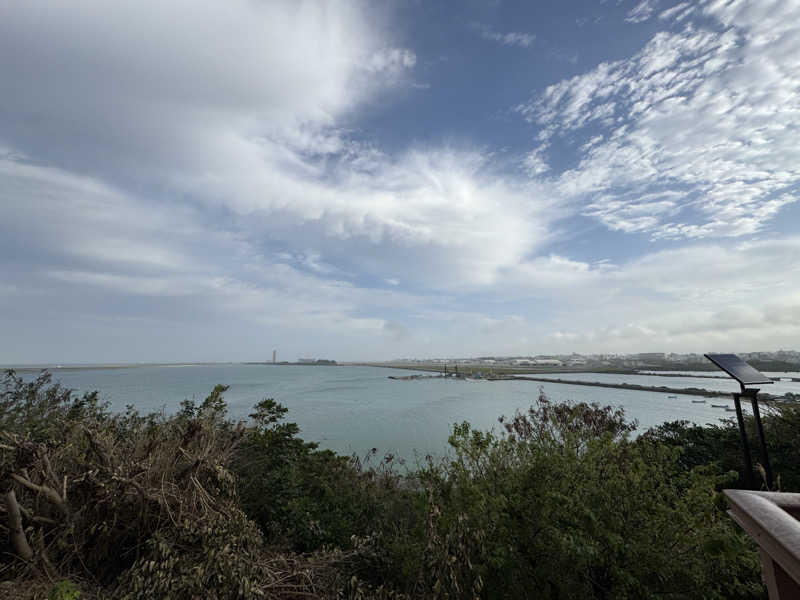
top-left (13, 364), bottom-right (795, 461)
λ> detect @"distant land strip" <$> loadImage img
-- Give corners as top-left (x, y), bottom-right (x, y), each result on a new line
top-left (356, 362), bottom-right (799, 382)
top-left (384, 371), bottom-right (785, 401)
top-left (355, 362), bottom-right (731, 378)
top-left (507, 376), bottom-right (739, 399)
top-left (373, 365), bottom-right (792, 401)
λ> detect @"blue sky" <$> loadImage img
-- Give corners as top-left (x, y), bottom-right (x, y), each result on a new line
top-left (1, 0), bottom-right (799, 363)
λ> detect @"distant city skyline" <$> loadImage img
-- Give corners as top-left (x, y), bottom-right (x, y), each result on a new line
top-left (383, 349), bottom-right (800, 363)
top-left (2, 1), bottom-right (799, 364)
top-left (5, 349), bottom-right (799, 370)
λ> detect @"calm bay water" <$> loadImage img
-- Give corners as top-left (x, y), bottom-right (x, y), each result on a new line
top-left (15, 364), bottom-right (799, 461)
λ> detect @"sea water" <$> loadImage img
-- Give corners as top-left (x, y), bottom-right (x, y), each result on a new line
top-left (9, 364), bottom-right (798, 461)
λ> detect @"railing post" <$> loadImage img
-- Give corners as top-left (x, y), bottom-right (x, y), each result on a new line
top-left (759, 548), bottom-right (800, 600)
top-left (724, 490), bottom-right (800, 599)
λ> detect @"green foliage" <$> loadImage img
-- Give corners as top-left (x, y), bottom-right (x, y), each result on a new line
top-left (48, 580), bottom-right (81, 600)
top-left (413, 394), bottom-right (764, 599)
top-left (0, 371), bottom-right (350, 599)
top-left (642, 402), bottom-right (800, 491)
top-left (4, 370), bottom-right (788, 599)
top-left (117, 509), bottom-right (267, 600)
top-left (233, 397), bottom-right (425, 567)
top-left (0, 370), bottom-right (107, 440)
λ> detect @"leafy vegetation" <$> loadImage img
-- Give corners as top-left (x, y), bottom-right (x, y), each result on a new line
top-left (3, 371), bottom-right (794, 598)
top-left (643, 402), bottom-right (800, 490)
top-left (0, 373), bottom-right (357, 599)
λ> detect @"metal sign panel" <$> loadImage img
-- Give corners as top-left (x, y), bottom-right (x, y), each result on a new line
top-left (704, 353), bottom-right (773, 386)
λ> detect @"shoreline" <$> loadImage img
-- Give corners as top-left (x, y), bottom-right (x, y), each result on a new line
top-left (381, 369), bottom-right (785, 402)
top-left (507, 375), bottom-right (750, 399)
top-left (355, 362), bottom-right (727, 377)
top-left (359, 362), bottom-right (799, 383)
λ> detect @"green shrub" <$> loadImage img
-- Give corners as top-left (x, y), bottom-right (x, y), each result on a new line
top-left (232, 397), bottom-right (427, 588)
top-left (412, 392), bottom-right (764, 599)
top-left (0, 372), bottom-right (358, 598)
top-left (48, 580), bottom-right (81, 600)
top-left (642, 402), bottom-right (800, 491)
top-left (1, 372), bottom-right (778, 599)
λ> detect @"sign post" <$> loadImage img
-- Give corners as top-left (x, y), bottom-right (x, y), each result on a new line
top-left (705, 353), bottom-right (774, 490)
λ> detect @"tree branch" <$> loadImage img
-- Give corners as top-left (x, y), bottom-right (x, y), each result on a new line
top-left (5, 490), bottom-right (33, 561)
top-left (9, 473), bottom-right (68, 517)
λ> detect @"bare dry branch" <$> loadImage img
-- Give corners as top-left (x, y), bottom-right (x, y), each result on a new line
top-left (9, 473), bottom-right (68, 517)
top-left (41, 452), bottom-right (60, 490)
top-left (5, 490), bottom-right (33, 561)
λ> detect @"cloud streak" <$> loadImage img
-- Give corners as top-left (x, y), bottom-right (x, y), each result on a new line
top-left (519, 0), bottom-right (800, 239)
top-left (626, 0), bottom-right (659, 23)
top-left (473, 23), bottom-right (536, 48)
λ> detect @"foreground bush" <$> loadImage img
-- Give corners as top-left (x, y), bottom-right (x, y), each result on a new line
top-left (0, 372), bottom-right (363, 598)
top-left (234, 398), bottom-right (421, 554)
top-left (1, 371), bottom-right (776, 598)
top-left (643, 402), bottom-right (800, 491)
top-left (415, 394), bottom-right (763, 599)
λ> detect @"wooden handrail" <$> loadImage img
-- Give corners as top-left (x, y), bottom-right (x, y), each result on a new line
top-left (724, 490), bottom-right (800, 599)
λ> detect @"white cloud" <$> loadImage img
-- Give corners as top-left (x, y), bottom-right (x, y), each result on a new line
top-left (473, 24), bottom-right (536, 48)
top-left (0, 1), bottom-right (578, 361)
top-left (510, 237), bottom-right (800, 353)
top-left (3, 150), bottom-right (799, 358)
top-left (659, 2), bottom-right (694, 21)
top-left (626, 0), bottom-right (659, 23)
top-left (0, 1), bottom-right (564, 292)
top-left (519, 0), bottom-right (800, 239)
top-left (523, 147), bottom-right (551, 176)
top-left (2, 0), bottom-right (799, 361)
top-left (0, 148), bottom-right (561, 360)
top-left (424, 232), bottom-right (800, 354)
top-left (0, 157), bottom-right (418, 321)
top-left (367, 47), bottom-right (417, 73)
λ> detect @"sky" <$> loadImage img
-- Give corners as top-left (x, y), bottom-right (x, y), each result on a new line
top-left (2, 0), bottom-right (800, 363)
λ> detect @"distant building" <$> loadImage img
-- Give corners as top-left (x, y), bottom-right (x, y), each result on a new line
top-left (272, 350), bottom-right (277, 364)
top-left (533, 358), bottom-right (563, 366)
top-left (297, 358), bottom-right (337, 365)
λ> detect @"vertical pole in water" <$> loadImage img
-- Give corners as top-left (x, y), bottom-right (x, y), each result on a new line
top-left (733, 392), bottom-right (754, 490)
top-left (748, 389), bottom-right (773, 489)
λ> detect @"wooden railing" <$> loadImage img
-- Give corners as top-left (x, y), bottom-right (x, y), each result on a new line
top-left (724, 490), bottom-right (800, 599)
